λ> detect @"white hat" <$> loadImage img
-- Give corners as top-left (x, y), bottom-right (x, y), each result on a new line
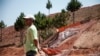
top-left (24, 14), bottom-right (35, 20)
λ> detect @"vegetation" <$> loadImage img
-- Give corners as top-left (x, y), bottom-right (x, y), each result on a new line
top-left (46, 0), bottom-right (52, 15)
top-left (53, 9), bottom-right (70, 28)
top-left (0, 20), bottom-right (6, 41)
top-left (0, 20), bottom-right (6, 28)
top-left (34, 11), bottom-right (48, 30)
top-left (34, 12), bottom-right (53, 39)
top-left (14, 12), bottom-right (25, 46)
top-left (66, 0), bottom-right (82, 24)
top-left (34, 11), bottom-right (69, 40)
top-left (13, 0), bottom-right (81, 41)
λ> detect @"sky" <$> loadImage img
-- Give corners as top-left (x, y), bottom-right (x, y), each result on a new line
top-left (0, 0), bottom-right (100, 26)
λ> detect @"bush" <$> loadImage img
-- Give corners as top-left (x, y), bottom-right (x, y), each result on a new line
top-left (39, 28), bottom-right (53, 40)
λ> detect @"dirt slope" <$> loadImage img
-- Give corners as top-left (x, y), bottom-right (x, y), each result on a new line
top-left (0, 4), bottom-right (100, 56)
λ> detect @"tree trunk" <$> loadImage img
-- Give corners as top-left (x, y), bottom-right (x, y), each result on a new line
top-left (72, 12), bottom-right (75, 24)
top-left (49, 9), bottom-right (50, 16)
top-left (19, 30), bottom-right (24, 46)
top-left (0, 28), bottom-right (2, 42)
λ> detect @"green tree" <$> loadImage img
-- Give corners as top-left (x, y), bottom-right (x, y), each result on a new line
top-left (46, 0), bottom-right (52, 33)
top-left (46, 0), bottom-right (52, 15)
top-left (34, 11), bottom-right (52, 30)
top-left (66, 0), bottom-right (82, 24)
top-left (14, 12), bottom-right (25, 46)
top-left (34, 11), bottom-right (53, 40)
top-left (34, 11), bottom-right (47, 30)
top-left (0, 20), bottom-right (6, 42)
top-left (0, 20), bottom-right (6, 28)
top-left (61, 9), bottom-right (66, 13)
top-left (53, 10), bottom-right (69, 28)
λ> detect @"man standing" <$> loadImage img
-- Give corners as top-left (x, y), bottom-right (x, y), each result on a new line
top-left (24, 14), bottom-right (40, 56)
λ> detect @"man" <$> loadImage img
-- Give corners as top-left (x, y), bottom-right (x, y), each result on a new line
top-left (24, 14), bottom-right (40, 56)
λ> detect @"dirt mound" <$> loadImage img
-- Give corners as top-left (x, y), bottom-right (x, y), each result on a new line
top-left (0, 47), bottom-right (24, 56)
top-left (74, 20), bottom-right (100, 48)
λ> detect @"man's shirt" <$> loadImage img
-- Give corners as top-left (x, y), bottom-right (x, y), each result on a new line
top-left (24, 24), bottom-right (38, 53)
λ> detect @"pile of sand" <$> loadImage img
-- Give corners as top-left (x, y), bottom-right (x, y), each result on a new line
top-left (74, 20), bottom-right (100, 48)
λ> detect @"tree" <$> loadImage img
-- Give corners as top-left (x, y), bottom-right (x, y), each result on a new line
top-left (46, 0), bottom-right (52, 15)
top-left (34, 11), bottom-right (47, 30)
top-left (0, 20), bottom-right (6, 42)
top-left (34, 11), bottom-right (53, 40)
top-left (53, 11), bottom-right (69, 28)
top-left (14, 12), bottom-right (25, 46)
top-left (61, 9), bottom-right (66, 13)
top-left (0, 20), bottom-right (6, 28)
top-left (53, 10), bottom-right (69, 28)
top-left (66, 0), bottom-right (82, 24)
top-left (46, 0), bottom-right (52, 36)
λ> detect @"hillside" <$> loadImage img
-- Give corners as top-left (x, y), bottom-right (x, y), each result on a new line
top-left (0, 26), bottom-right (16, 47)
top-left (73, 4), bottom-right (100, 21)
top-left (49, 4), bottom-right (100, 23)
top-left (0, 4), bottom-right (100, 56)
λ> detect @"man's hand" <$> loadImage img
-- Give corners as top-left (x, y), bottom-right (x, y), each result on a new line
top-left (37, 47), bottom-right (41, 54)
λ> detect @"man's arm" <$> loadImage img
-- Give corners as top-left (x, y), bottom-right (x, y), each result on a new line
top-left (33, 39), bottom-right (41, 53)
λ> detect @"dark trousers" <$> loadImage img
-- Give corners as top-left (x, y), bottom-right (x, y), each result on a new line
top-left (26, 50), bottom-right (37, 56)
